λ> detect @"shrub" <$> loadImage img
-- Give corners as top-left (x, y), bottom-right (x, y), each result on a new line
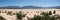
top-left (16, 13), bottom-right (26, 20)
top-left (32, 11), bottom-right (57, 20)
top-left (7, 11), bottom-right (12, 15)
top-left (0, 16), bottom-right (6, 20)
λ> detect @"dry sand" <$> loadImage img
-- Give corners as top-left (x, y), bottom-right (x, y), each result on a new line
top-left (0, 9), bottom-right (60, 20)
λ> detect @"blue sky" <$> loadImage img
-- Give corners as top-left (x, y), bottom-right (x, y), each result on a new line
top-left (0, 0), bottom-right (60, 7)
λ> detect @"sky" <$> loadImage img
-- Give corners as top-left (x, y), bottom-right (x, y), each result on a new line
top-left (0, 0), bottom-right (60, 7)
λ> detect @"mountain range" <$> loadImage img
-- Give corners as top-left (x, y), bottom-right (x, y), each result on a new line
top-left (0, 6), bottom-right (60, 9)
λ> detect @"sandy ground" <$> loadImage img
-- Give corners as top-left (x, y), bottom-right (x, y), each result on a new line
top-left (0, 9), bottom-right (60, 20)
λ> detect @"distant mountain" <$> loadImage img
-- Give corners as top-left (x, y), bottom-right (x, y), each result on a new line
top-left (0, 6), bottom-right (42, 9)
top-left (0, 6), bottom-right (60, 9)
top-left (0, 6), bottom-right (21, 9)
top-left (53, 6), bottom-right (60, 9)
top-left (21, 6), bottom-right (42, 9)
top-left (47, 6), bottom-right (60, 9)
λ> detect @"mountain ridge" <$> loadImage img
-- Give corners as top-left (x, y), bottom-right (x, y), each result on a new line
top-left (0, 6), bottom-right (60, 9)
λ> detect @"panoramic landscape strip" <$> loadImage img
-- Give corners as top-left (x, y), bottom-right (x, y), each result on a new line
top-left (0, 0), bottom-right (60, 20)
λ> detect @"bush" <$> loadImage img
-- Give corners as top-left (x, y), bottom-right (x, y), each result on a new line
top-left (32, 11), bottom-right (57, 20)
top-left (16, 13), bottom-right (26, 20)
top-left (7, 11), bottom-right (12, 15)
top-left (32, 15), bottom-right (44, 20)
top-left (53, 10), bottom-right (56, 14)
top-left (0, 16), bottom-right (6, 20)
